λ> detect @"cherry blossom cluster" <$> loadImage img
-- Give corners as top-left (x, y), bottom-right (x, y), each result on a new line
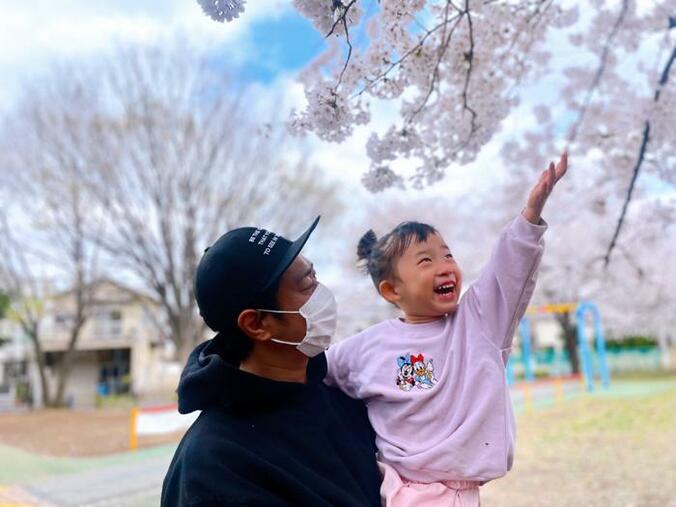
top-left (197, 0), bottom-right (673, 201)
top-left (289, 81), bottom-right (370, 142)
top-left (293, 0), bottom-right (364, 36)
top-left (197, 0), bottom-right (246, 22)
top-left (290, 0), bottom-right (581, 191)
top-left (501, 2), bottom-right (673, 197)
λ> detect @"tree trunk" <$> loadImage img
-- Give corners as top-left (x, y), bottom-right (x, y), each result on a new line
top-left (25, 323), bottom-right (52, 407)
top-left (174, 310), bottom-right (200, 366)
top-left (177, 340), bottom-right (195, 367)
top-left (556, 312), bottom-right (580, 374)
top-left (53, 347), bottom-right (78, 407)
top-left (53, 310), bottom-right (87, 407)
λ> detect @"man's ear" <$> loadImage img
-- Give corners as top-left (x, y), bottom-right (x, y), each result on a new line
top-left (237, 309), bottom-right (273, 343)
top-left (378, 279), bottom-right (400, 305)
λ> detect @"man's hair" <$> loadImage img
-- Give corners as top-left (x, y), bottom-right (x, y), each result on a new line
top-left (213, 277), bottom-right (282, 364)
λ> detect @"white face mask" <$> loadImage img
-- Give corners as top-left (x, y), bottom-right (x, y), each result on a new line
top-left (257, 283), bottom-right (338, 358)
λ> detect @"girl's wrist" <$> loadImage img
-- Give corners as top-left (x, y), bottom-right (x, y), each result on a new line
top-left (521, 207), bottom-right (540, 224)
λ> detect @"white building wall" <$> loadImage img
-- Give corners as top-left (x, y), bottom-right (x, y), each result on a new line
top-left (44, 351), bottom-right (100, 408)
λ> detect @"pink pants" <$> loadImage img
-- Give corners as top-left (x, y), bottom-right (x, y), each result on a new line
top-left (379, 462), bottom-right (481, 507)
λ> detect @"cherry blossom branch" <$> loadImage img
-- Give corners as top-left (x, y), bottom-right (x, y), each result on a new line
top-left (336, 13), bottom-right (356, 89)
top-left (508, 0), bottom-right (552, 53)
top-left (567, 0), bottom-right (629, 143)
top-left (408, 12), bottom-right (431, 33)
top-left (409, 1), bottom-right (462, 118)
top-left (350, 13), bottom-right (463, 99)
top-left (507, 0), bottom-right (554, 89)
top-left (461, 0), bottom-right (478, 136)
top-left (326, 0), bottom-right (358, 90)
top-left (326, 0), bottom-right (358, 38)
top-left (604, 42), bottom-right (675, 267)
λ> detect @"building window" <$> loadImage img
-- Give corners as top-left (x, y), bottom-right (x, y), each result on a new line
top-left (2, 360), bottom-right (28, 385)
top-left (94, 310), bottom-right (123, 339)
top-left (97, 348), bottom-right (130, 396)
top-left (54, 313), bottom-right (75, 331)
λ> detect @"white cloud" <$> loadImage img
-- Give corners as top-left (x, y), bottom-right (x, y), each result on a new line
top-left (0, 0), bottom-right (290, 108)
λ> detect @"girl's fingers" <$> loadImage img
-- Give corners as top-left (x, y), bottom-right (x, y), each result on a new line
top-left (547, 162), bottom-right (555, 192)
top-left (533, 153), bottom-right (567, 205)
top-left (541, 162), bottom-right (553, 183)
top-left (556, 152), bottom-right (568, 180)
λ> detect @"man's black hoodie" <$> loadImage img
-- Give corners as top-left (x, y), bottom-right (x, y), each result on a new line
top-left (161, 339), bottom-right (382, 507)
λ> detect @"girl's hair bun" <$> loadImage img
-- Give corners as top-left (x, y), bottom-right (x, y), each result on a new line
top-left (357, 229), bottom-right (378, 261)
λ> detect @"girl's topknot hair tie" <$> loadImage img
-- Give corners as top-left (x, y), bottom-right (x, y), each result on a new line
top-left (357, 229), bottom-right (378, 261)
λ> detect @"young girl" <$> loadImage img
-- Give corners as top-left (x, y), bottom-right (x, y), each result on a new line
top-left (325, 153), bottom-right (568, 506)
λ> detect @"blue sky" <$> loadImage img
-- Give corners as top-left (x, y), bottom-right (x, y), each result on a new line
top-left (232, 12), bottom-right (327, 83)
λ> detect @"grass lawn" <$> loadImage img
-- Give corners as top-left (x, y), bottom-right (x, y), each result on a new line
top-left (482, 378), bottom-right (676, 506)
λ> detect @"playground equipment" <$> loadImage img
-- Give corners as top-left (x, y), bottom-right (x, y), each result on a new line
top-left (507, 301), bottom-right (611, 395)
top-left (575, 301), bottom-right (611, 391)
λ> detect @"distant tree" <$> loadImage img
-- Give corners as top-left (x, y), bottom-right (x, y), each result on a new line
top-left (1, 40), bottom-right (341, 363)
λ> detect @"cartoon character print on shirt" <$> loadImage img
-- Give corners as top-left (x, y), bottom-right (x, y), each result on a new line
top-left (396, 353), bottom-right (438, 391)
top-left (396, 354), bottom-right (416, 391)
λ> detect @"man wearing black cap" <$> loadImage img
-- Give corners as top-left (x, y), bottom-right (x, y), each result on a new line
top-left (161, 217), bottom-right (382, 507)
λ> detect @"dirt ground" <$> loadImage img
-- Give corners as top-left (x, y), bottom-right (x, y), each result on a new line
top-left (0, 408), bottom-right (185, 457)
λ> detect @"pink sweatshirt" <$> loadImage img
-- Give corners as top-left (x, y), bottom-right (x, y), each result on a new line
top-left (325, 214), bottom-right (547, 483)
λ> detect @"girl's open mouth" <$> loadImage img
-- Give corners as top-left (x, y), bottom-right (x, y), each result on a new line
top-left (434, 281), bottom-right (456, 296)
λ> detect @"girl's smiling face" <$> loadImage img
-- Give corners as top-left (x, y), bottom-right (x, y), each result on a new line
top-left (381, 232), bottom-right (463, 323)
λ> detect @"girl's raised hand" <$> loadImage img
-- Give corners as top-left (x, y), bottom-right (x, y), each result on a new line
top-left (522, 152), bottom-right (568, 224)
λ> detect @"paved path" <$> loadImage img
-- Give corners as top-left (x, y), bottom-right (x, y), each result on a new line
top-left (1, 447), bottom-right (173, 507)
top-left (0, 484), bottom-right (53, 506)
top-left (24, 454), bottom-right (170, 507)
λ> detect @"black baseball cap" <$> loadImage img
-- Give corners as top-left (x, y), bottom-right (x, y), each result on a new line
top-left (195, 216), bottom-right (320, 331)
